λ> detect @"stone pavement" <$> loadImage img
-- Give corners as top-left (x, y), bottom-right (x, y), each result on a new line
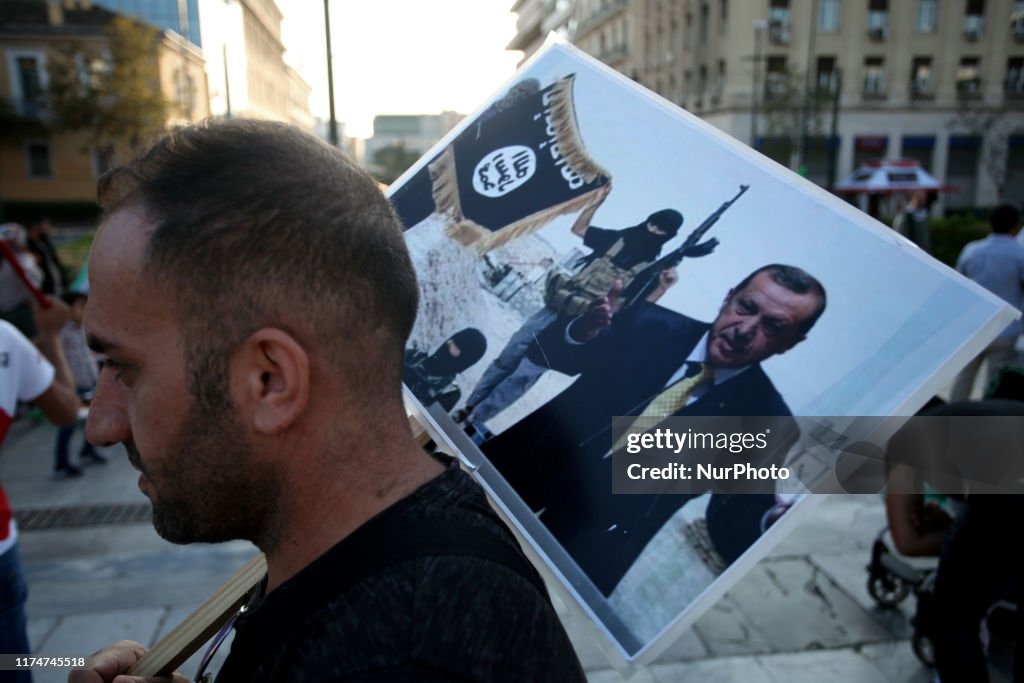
top-left (1, 419), bottom-right (1013, 683)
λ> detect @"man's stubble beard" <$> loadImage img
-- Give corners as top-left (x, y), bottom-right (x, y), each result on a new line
top-left (149, 348), bottom-right (280, 547)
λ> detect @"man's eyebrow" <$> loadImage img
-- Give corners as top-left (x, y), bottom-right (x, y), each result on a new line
top-left (86, 333), bottom-right (118, 355)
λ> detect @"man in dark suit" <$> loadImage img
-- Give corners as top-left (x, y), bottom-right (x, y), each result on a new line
top-left (483, 264), bottom-right (827, 595)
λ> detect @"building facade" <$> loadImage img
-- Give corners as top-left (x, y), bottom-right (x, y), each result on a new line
top-left (198, 0), bottom-right (313, 130)
top-left (363, 111), bottom-right (463, 174)
top-left (92, 0), bottom-right (202, 47)
top-left (511, 0), bottom-right (1024, 212)
top-left (0, 0), bottom-right (209, 215)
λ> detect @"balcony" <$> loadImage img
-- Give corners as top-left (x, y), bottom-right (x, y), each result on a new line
top-left (964, 15), bottom-right (984, 41)
top-left (957, 77), bottom-right (983, 100)
top-left (909, 81), bottom-right (935, 101)
top-left (867, 12), bottom-right (888, 41)
top-left (768, 20), bottom-right (790, 45)
top-left (575, 0), bottom-right (628, 38)
top-left (3, 96), bottom-right (50, 121)
top-left (1004, 78), bottom-right (1024, 101)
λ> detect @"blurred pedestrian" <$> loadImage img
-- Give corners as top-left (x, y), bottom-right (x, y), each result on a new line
top-left (893, 190), bottom-right (932, 253)
top-left (0, 223), bottom-right (44, 339)
top-left (0, 304), bottom-right (80, 682)
top-left (53, 291), bottom-right (104, 478)
top-left (27, 216), bottom-right (67, 296)
top-left (950, 204), bottom-right (1024, 401)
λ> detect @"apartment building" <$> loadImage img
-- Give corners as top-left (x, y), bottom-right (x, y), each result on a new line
top-left (0, 0), bottom-right (209, 216)
top-left (512, 0), bottom-right (1024, 211)
top-left (198, 0), bottom-right (313, 130)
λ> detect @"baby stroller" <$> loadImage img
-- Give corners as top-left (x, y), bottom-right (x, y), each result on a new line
top-left (866, 528), bottom-right (939, 666)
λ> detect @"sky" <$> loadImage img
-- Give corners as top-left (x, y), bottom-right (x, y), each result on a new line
top-left (281, 1), bottom-right (524, 139)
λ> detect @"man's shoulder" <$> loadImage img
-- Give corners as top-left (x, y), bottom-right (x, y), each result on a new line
top-left (226, 466), bottom-right (584, 681)
top-left (634, 302), bottom-right (707, 332)
top-left (250, 527), bottom-right (583, 682)
top-left (728, 364), bottom-right (792, 416)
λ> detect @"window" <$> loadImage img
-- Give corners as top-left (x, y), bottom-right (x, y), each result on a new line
top-left (766, 55), bottom-right (789, 99)
top-left (964, 0), bottom-right (984, 38)
top-left (720, 0), bottom-right (728, 33)
top-left (867, 0), bottom-right (888, 38)
top-left (768, 0), bottom-right (790, 25)
top-left (716, 59), bottom-right (726, 97)
top-left (911, 56), bottom-right (934, 95)
top-left (1007, 57), bottom-right (1024, 93)
top-left (957, 57), bottom-right (982, 93)
top-left (1013, 0), bottom-right (1024, 37)
top-left (768, 0), bottom-right (791, 42)
top-left (816, 56), bottom-right (838, 92)
top-left (699, 2), bottom-right (709, 42)
top-left (26, 141), bottom-right (51, 178)
top-left (14, 55), bottom-right (44, 117)
top-left (818, 0), bottom-right (840, 31)
top-left (916, 0), bottom-right (938, 31)
top-left (863, 56), bottom-right (885, 94)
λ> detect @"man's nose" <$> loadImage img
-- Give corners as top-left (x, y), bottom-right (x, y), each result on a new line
top-left (734, 317), bottom-right (758, 341)
top-left (85, 373), bottom-right (131, 448)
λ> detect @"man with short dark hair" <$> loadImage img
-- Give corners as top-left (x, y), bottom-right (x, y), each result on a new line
top-left (950, 203), bottom-right (1024, 401)
top-left (484, 264), bottom-right (826, 595)
top-left (74, 120), bottom-right (584, 682)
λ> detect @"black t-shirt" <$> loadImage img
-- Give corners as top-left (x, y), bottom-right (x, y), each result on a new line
top-left (214, 463), bottom-right (585, 682)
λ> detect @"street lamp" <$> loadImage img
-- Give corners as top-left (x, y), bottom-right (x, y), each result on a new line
top-left (324, 0), bottom-right (339, 147)
top-left (750, 20), bottom-right (769, 148)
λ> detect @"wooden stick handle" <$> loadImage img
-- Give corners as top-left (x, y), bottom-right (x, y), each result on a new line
top-left (127, 413), bottom-right (435, 677)
top-left (128, 553), bottom-right (267, 677)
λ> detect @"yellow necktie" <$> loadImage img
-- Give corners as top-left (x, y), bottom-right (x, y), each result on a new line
top-left (613, 363), bottom-right (713, 452)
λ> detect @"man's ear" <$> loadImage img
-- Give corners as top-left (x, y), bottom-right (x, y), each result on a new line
top-left (234, 328), bottom-right (310, 435)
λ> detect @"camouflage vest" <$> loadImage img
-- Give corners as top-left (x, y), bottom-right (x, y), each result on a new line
top-left (544, 239), bottom-right (653, 317)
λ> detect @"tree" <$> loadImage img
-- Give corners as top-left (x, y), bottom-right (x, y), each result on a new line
top-left (46, 16), bottom-right (169, 153)
top-left (949, 100), bottom-right (1024, 202)
top-left (371, 143), bottom-right (422, 185)
top-left (760, 66), bottom-right (832, 172)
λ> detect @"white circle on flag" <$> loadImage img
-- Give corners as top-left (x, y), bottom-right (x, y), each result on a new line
top-left (472, 146), bottom-right (536, 198)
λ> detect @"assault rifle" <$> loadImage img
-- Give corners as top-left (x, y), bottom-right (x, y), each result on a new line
top-left (620, 184), bottom-right (749, 308)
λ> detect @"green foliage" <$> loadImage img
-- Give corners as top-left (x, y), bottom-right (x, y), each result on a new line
top-left (56, 232), bottom-right (95, 282)
top-left (371, 144), bottom-right (422, 185)
top-left (46, 16), bottom-right (169, 151)
top-left (761, 67), bottom-right (833, 163)
top-left (928, 214), bottom-right (989, 267)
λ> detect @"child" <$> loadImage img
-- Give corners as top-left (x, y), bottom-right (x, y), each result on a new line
top-left (53, 291), bottom-right (104, 477)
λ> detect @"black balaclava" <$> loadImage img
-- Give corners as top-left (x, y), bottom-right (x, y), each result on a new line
top-left (423, 328), bottom-right (488, 377)
top-left (579, 208), bottom-right (683, 270)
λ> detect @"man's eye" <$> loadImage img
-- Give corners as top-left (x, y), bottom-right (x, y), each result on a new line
top-left (101, 359), bottom-right (129, 380)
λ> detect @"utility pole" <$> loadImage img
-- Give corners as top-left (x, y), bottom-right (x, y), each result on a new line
top-left (797, 0), bottom-right (818, 174)
top-left (324, 0), bottom-right (339, 147)
top-left (750, 20), bottom-right (768, 148)
top-left (826, 67), bottom-right (842, 191)
top-left (222, 43), bottom-right (232, 118)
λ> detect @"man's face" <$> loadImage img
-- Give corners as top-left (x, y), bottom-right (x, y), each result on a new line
top-left (706, 271), bottom-right (820, 369)
top-left (84, 205), bottom-right (273, 545)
